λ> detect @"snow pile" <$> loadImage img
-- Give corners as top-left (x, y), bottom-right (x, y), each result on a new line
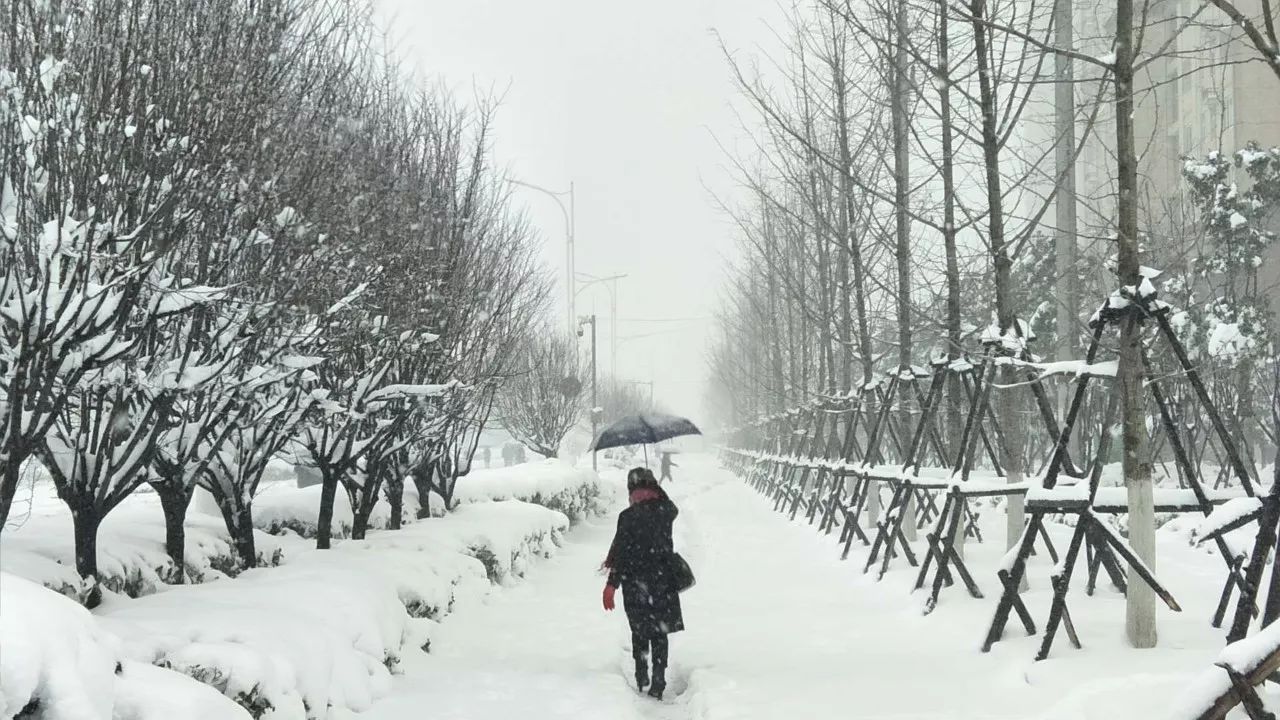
top-left (453, 459), bottom-right (618, 521)
top-left (0, 573), bottom-right (248, 720)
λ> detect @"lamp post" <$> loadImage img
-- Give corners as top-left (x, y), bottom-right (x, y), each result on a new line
top-left (577, 314), bottom-right (598, 470)
top-left (576, 272), bottom-right (626, 380)
top-left (509, 178), bottom-right (576, 334)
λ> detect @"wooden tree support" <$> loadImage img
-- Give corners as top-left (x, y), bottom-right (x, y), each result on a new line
top-left (915, 486), bottom-right (986, 613)
top-left (725, 283), bottom-right (1261, 665)
top-left (981, 289), bottom-right (1254, 658)
top-left (864, 478), bottom-right (921, 576)
top-left (838, 475), bottom-right (874, 555)
top-left (906, 336), bottom-right (1072, 599)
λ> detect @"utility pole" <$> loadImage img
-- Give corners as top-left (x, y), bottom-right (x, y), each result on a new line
top-left (509, 178), bottom-right (576, 334)
top-left (576, 272), bottom-right (627, 381)
top-left (607, 276), bottom-right (618, 380)
top-left (579, 314), bottom-right (599, 470)
top-left (569, 182), bottom-right (577, 331)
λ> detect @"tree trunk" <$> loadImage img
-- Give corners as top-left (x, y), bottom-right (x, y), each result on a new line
top-left (72, 506), bottom-right (104, 608)
top-left (865, 384), bottom-right (882, 529)
top-left (971, 0), bottom-right (1024, 554)
top-left (157, 487), bottom-right (191, 583)
top-left (1054, 0), bottom-right (1081, 462)
top-left (0, 460), bottom-right (20, 530)
top-left (939, 0), bottom-right (965, 558)
top-left (763, 242), bottom-right (790, 411)
top-left (1115, 0), bottom-right (1157, 647)
top-left (386, 474), bottom-right (404, 530)
top-left (350, 504), bottom-right (371, 540)
top-left (1236, 360), bottom-right (1257, 486)
top-left (412, 464), bottom-right (434, 519)
top-left (218, 501), bottom-right (258, 570)
top-left (1001, 371), bottom-right (1027, 556)
top-left (316, 467), bottom-right (339, 550)
top-left (438, 467), bottom-right (458, 511)
top-left (891, 0), bottom-right (916, 542)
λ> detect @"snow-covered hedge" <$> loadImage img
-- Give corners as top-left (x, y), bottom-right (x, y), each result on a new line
top-left (452, 460), bottom-right (616, 522)
top-left (0, 573), bottom-right (251, 720)
top-left (3, 493), bottom-right (293, 602)
top-left (98, 562), bottom-right (408, 719)
top-left (253, 459), bottom-right (613, 540)
top-left (4, 460), bottom-right (610, 605)
top-left (2, 465), bottom-right (612, 719)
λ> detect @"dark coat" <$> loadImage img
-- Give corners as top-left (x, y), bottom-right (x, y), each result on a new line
top-left (606, 490), bottom-right (684, 638)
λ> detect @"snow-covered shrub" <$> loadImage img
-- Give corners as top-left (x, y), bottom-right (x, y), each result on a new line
top-left (253, 460), bottom-right (611, 540)
top-left (3, 494), bottom-right (294, 602)
top-left (0, 573), bottom-right (249, 720)
top-left (4, 480), bottom-right (581, 717)
top-left (100, 561), bottom-right (407, 719)
top-left (112, 661), bottom-right (252, 720)
top-left (452, 460), bottom-right (616, 522)
top-left (0, 573), bottom-right (121, 718)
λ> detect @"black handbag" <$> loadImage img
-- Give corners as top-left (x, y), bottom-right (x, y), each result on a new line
top-left (671, 552), bottom-right (696, 593)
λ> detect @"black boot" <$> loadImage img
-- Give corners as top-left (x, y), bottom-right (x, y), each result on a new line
top-left (647, 634), bottom-right (668, 700)
top-left (631, 633), bottom-right (650, 691)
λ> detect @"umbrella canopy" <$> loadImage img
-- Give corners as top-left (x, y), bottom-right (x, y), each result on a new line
top-left (591, 413), bottom-right (702, 451)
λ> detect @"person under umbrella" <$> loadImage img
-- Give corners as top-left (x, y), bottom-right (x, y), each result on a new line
top-left (601, 467), bottom-right (683, 699)
top-left (659, 450), bottom-right (677, 482)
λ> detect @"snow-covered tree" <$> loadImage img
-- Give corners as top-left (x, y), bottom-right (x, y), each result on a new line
top-left (1181, 144), bottom-right (1280, 467)
top-left (497, 330), bottom-right (586, 458)
top-left (0, 0), bottom-right (206, 529)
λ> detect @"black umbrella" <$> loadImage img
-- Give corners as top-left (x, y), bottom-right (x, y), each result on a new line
top-left (591, 413), bottom-right (702, 462)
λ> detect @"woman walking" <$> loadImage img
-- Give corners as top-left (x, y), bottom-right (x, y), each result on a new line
top-left (602, 467), bottom-right (683, 699)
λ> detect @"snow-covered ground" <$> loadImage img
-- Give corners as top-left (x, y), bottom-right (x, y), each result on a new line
top-left (4, 453), bottom-right (1271, 718)
top-left (361, 453), bottom-right (1264, 719)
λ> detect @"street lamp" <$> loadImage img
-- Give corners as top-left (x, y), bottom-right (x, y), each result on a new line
top-left (576, 272), bottom-right (626, 380)
top-left (508, 177), bottom-right (576, 334)
top-left (577, 313), bottom-right (599, 471)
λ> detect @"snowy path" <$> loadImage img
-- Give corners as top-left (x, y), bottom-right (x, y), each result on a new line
top-left (360, 501), bottom-right (669, 720)
top-left (364, 454), bottom-right (1230, 719)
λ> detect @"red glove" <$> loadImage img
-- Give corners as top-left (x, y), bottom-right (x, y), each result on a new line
top-left (602, 583), bottom-right (616, 611)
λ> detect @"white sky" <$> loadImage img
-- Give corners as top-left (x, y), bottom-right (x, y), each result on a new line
top-left (374, 0), bottom-right (782, 423)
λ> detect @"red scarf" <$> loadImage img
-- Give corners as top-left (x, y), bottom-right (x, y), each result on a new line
top-left (629, 487), bottom-right (662, 506)
top-left (603, 488), bottom-right (665, 570)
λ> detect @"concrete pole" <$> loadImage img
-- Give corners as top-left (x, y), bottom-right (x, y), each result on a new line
top-left (591, 314), bottom-right (598, 471)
